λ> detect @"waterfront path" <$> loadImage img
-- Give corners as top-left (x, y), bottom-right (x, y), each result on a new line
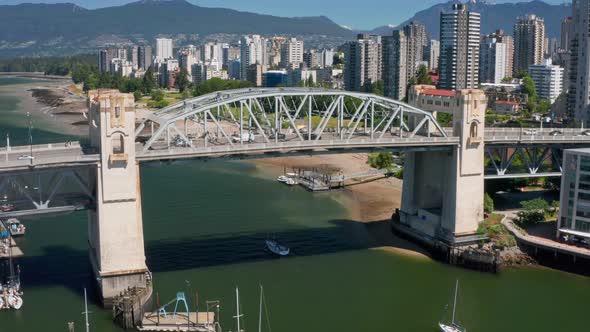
top-left (501, 211), bottom-right (590, 260)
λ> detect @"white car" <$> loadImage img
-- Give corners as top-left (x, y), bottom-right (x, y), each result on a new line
top-left (17, 155), bottom-right (34, 161)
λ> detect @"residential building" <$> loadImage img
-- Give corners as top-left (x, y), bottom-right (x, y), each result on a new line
top-left (382, 30), bottom-right (407, 100)
top-left (130, 46), bottom-right (139, 70)
top-left (241, 35), bottom-right (267, 80)
top-left (98, 49), bottom-right (116, 73)
top-left (179, 46), bottom-right (200, 82)
top-left (155, 38), bottom-right (174, 61)
top-left (228, 59), bottom-right (241, 80)
top-left (192, 63), bottom-right (228, 85)
top-left (304, 49), bottom-right (323, 69)
top-left (246, 63), bottom-right (264, 87)
top-left (222, 44), bottom-right (240, 68)
top-left (403, 22), bottom-right (428, 77)
top-left (138, 45), bottom-right (152, 70)
top-left (322, 49), bottom-right (335, 68)
top-left (528, 59), bottom-right (564, 104)
top-left (567, 0), bottom-right (590, 122)
top-left (268, 37), bottom-right (287, 68)
top-left (202, 42), bottom-right (223, 70)
top-left (439, 4), bottom-right (481, 90)
top-left (264, 70), bottom-right (288, 87)
top-left (561, 16), bottom-right (574, 51)
top-left (289, 68), bottom-right (317, 87)
top-left (513, 15), bottom-right (546, 75)
top-left (558, 148), bottom-right (590, 240)
top-left (280, 38), bottom-right (304, 69)
top-left (427, 40), bottom-right (440, 70)
top-left (344, 34), bottom-right (382, 91)
top-left (494, 100), bottom-right (522, 115)
top-left (480, 31), bottom-right (512, 84)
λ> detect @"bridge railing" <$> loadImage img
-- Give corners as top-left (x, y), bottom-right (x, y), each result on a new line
top-left (0, 141), bottom-right (81, 153)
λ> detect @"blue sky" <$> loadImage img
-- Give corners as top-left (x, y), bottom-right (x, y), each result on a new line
top-left (0, 0), bottom-right (569, 30)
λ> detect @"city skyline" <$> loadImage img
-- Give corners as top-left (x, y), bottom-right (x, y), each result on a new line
top-left (0, 0), bottom-right (569, 30)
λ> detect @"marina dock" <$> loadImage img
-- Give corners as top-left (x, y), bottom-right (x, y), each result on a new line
top-left (0, 223), bottom-right (23, 258)
top-left (138, 312), bottom-right (217, 332)
top-left (286, 168), bottom-right (398, 192)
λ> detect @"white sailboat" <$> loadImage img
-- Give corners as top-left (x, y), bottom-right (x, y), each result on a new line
top-left (258, 285), bottom-right (271, 332)
top-left (438, 279), bottom-right (466, 332)
top-left (83, 288), bottom-right (91, 332)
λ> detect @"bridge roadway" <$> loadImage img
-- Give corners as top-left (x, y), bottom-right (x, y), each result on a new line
top-left (0, 128), bottom-right (589, 172)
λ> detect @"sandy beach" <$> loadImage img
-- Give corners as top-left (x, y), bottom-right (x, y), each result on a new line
top-left (254, 154), bottom-right (431, 258)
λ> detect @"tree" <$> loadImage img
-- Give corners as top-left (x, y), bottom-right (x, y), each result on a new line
top-left (133, 90), bottom-right (143, 102)
top-left (415, 65), bottom-right (433, 85)
top-left (142, 67), bottom-right (157, 94)
top-left (484, 193), bottom-right (494, 215)
top-left (367, 152), bottom-right (394, 170)
top-left (150, 89), bottom-right (165, 102)
top-left (518, 198), bottom-right (550, 224)
top-left (193, 78), bottom-right (253, 97)
top-left (174, 68), bottom-right (191, 93)
top-left (522, 75), bottom-right (538, 100)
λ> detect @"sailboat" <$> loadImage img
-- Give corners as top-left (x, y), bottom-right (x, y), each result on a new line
top-left (438, 279), bottom-right (466, 332)
top-left (258, 285), bottom-right (271, 332)
top-left (82, 288), bottom-right (91, 332)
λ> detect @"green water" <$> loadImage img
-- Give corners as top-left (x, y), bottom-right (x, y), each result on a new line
top-left (0, 77), bottom-right (589, 332)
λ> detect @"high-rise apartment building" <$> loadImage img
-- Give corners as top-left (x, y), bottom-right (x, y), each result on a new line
top-left (561, 16), bottom-right (575, 51)
top-left (179, 45), bottom-right (200, 82)
top-left (513, 15), bottom-right (546, 75)
top-left (280, 38), bottom-right (304, 69)
top-left (344, 34), bottom-right (382, 91)
top-left (403, 22), bottom-right (428, 77)
top-left (268, 37), bottom-right (287, 68)
top-left (130, 46), bottom-right (139, 70)
top-left (567, 0), bottom-right (590, 122)
top-left (240, 35), bottom-right (267, 80)
top-left (427, 40), bottom-right (440, 70)
top-left (529, 59), bottom-right (564, 104)
top-left (480, 30), bottom-right (513, 84)
top-left (439, 4), bottom-right (481, 90)
top-left (138, 45), bottom-right (152, 70)
top-left (155, 38), bottom-right (173, 61)
top-left (202, 42), bottom-right (223, 70)
top-left (382, 30), bottom-right (407, 100)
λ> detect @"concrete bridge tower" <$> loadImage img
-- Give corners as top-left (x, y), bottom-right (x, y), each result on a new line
top-left (401, 86), bottom-right (486, 244)
top-left (87, 89), bottom-right (149, 306)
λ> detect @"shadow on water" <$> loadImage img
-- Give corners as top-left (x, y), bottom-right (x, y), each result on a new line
top-left (11, 218), bottom-right (411, 301)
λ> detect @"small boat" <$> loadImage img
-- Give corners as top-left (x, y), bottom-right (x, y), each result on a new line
top-left (0, 294), bottom-right (4, 309)
top-left (4, 218), bottom-right (25, 236)
top-left (7, 292), bottom-right (23, 310)
top-left (277, 175), bottom-right (289, 183)
top-left (1, 204), bottom-right (15, 212)
top-left (265, 239), bottom-right (290, 256)
top-left (285, 178), bottom-right (296, 186)
top-left (439, 280), bottom-right (466, 332)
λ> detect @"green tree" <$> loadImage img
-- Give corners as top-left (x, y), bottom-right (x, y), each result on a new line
top-left (142, 67), bottom-right (157, 94)
top-left (367, 152), bottom-right (394, 170)
top-left (193, 78), bottom-right (253, 96)
top-left (518, 198), bottom-right (550, 224)
top-left (522, 75), bottom-right (538, 100)
top-left (484, 192), bottom-right (494, 215)
top-left (174, 68), bottom-right (191, 93)
top-left (415, 65), bottom-right (433, 85)
top-left (133, 90), bottom-right (143, 102)
top-left (150, 89), bottom-right (165, 102)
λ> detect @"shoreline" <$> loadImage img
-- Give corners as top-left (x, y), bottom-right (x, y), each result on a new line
top-left (251, 155), bottom-right (431, 259)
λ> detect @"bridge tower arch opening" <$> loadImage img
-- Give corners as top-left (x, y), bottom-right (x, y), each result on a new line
top-left (87, 89), bottom-right (149, 306)
top-left (401, 86), bottom-right (486, 243)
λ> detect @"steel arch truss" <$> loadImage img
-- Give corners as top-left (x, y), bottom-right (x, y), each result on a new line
top-left (136, 88), bottom-right (448, 154)
top-left (0, 167), bottom-right (95, 217)
top-left (485, 145), bottom-right (563, 179)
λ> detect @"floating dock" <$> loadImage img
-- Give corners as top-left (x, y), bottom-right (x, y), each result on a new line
top-left (138, 312), bottom-right (217, 332)
top-left (0, 223), bottom-right (23, 259)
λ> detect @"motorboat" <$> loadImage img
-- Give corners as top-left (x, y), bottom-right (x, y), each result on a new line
top-left (265, 239), bottom-right (290, 256)
top-left (439, 280), bottom-right (466, 332)
top-left (285, 178), bottom-right (296, 186)
top-left (1, 204), bottom-right (15, 212)
top-left (7, 292), bottom-right (23, 310)
top-left (277, 175), bottom-right (289, 183)
top-left (4, 218), bottom-right (25, 236)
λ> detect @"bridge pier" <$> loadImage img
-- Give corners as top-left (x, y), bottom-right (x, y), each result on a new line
top-left (401, 88), bottom-right (486, 245)
top-left (87, 90), bottom-right (150, 307)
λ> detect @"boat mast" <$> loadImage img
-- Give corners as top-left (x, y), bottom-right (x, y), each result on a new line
top-left (258, 285), bottom-right (263, 332)
top-left (234, 287), bottom-right (243, 332)
top-left (452, 279), bottom-right (458, 325)
top-left (84, 288), bottom-right (90, 332)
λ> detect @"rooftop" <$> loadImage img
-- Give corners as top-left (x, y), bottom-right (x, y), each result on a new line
top-left (421, 89), bottom-right (456, 98)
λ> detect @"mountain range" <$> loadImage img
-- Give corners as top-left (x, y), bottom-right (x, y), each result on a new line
top-left (0, 0), bottom-right (575, 58)
top-left (371, 0), bottom-right (572, 39)
top-left (0, 0), bottom-right (353, 57)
